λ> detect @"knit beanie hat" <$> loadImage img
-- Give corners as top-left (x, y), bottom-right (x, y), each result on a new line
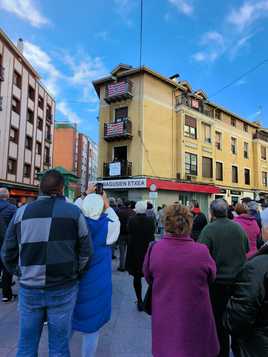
top-left (82, 193), bottom-right (104, 220)
top-left (135, 201), bottom-right (147, 214)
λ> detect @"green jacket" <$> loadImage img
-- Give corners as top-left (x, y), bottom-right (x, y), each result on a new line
top-left (199, 217), bottom-right (249, 283)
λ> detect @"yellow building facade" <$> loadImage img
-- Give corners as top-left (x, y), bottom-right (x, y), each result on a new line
top-left (93, 64), bottom-right (268, 211)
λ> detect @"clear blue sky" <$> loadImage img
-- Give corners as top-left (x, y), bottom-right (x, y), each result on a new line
top-left (1, 0), bottom-right (268, 142)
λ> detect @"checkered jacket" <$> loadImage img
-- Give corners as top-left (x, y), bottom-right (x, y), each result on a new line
top-left (1, 196), bottom-right (93, 289)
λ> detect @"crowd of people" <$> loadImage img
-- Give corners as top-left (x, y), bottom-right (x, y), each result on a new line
top-left (0, 172), bottom-right (268, 356)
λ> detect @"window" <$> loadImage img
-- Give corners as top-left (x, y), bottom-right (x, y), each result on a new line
top-left (23, 164), bottom-right (31, 178)
top-left (28, 85), bottom-right (35, 101)
top-left (203, 123), bottom-right (211, 143)
top-left (25, 136), bottom-right (33, 150)
top-left (46, 104), bottom-right (52, 122)
top-left (12, 96), bottom-right (20, 114)
top-left (44, 147), bottom-right (50, 165)
top-left (185, 152), bottom-right (197, 175)
top-left (7, 158), bottom-right (17, 175)
top-left (37, 117), bottom-right (43, 130)
top-left (34, 167), bottom-right (40, 178)
top-left (261, 146), bottom-right (267, 160)
top-left (10, 127), bottom-right (19, 144)
top-left (38, 95), bottom-right (44, 109)
top-left (244, 123), bottom-right (248, 132)
top-left (215, 109), bottom-right (221, 120)
top-left (262, 172), bottom-right (268, 187)
top-left (27, 109), bottom-right (34, 124)
top-left (231, 137), bottom-right (237, 155)
top-left (115, 107), bottom-right (128, 122)
top-left (216, 162), bottom-right (223, 181)
top-left (202, 157), bottom-right (213, 178)
top-left (215, 131), bottom-right (222, 150)
top-left (232, 166), bottom-right (238, 183)
top-left (244, 169), bottom-right (250, 185)
top-left (244, 142), bottom-right (249, 159)
top-left (184, 115), bottom-right (197, 139)
top-left (13, 71), bottom-right (22, 89)
top-left (45, 125), bottom-right (51, 141)
top-left (36, 142), bottom-right (42, 155)
top-left (231, 117), bottom-right (236, 127)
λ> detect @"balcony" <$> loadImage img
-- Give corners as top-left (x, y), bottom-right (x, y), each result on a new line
top-left (103, 161), bottom-right (132, 178)
top-left (104, 119), bottom-right (132, 141)
top-left (0, 65), bottom-right (4, 81)
top-left (253, 131), bottom-right (268, 143)
top-left (105, 79), bottom-right (133, 104)
top-left (176, 94), bottom-right (214, 118)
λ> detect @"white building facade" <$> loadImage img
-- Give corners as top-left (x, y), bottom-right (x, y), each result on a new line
top-left (0, 29), bottom-right (55, 201)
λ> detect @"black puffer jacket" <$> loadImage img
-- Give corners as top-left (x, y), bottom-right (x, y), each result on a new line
top-left (224, 244), bottom-right (268, 357)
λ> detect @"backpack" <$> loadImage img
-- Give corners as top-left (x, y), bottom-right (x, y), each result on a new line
top-left (0, 215), bottom-right (7, 248)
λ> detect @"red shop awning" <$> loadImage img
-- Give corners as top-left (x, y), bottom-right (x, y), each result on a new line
top-left (147, 178), bottom-right (220, 194)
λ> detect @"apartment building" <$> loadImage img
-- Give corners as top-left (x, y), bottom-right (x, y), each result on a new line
top-left (93, 64), bottom-right (268, 211)
top-left (0, 29), bottom-right (54, 201)
top-left (53, 122), bottom-right (98, 192)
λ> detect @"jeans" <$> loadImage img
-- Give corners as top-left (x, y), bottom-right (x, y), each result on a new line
top-left (0, 259), bottom-right (13, 299)
top-left (81, 331), bottom-right (99, 357)
top-left (17, 283), bottom-right (78, 357)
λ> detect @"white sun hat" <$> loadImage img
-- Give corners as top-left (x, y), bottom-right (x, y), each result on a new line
top-left (82, 193), bottom-right (104, 220)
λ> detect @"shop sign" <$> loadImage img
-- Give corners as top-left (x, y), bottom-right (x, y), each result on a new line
top-left (109, 162), bottom-right (121, 176)
top-left (230, 190), bottom-right (241, 195)
top-left (99, 178), bottom-right (147, 189)
top-left (219, 189), bottom-right (227, 194)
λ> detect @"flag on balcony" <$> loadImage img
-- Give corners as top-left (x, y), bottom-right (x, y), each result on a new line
top-left (107, 81), bottom-right (127, 97)
top-left (106, 122), bottom-right (124, 136)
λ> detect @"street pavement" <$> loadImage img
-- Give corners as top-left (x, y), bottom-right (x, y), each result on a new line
top-left (0, 260), bottom-right (152, 357)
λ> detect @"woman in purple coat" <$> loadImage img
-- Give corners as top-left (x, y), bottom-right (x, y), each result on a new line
top-left (143, 204), bottom-right (219, 357)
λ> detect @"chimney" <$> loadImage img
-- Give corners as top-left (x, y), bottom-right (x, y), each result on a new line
top-left (17, 38), bottom-right (24, 53)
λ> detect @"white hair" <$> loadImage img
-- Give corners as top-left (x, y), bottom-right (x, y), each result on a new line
top-left (0, 187), bottom-right (9, 199)
top-left (135, 201), bottom-right (147, 214)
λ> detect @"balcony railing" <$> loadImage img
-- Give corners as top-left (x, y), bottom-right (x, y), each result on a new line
top-left (103, 161), bottom-right (132, 178)
top-left (105, 79), bottom-right (133, 104)
top-left (176, 94), bottom-right (214, 118)
top-left (253, 131), bottom-right (268, 143)
top-left (0, 65), bottom-right (4, 81)
top-left (104, 119), bottom-right (132, 141)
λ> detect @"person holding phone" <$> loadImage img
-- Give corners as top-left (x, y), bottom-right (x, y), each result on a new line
top-left (72, 185), bottom-right (120, 357)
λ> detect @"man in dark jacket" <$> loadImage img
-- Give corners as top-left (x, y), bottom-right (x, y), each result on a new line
top-left (224, 243), bottom-right (268, 356)
top-left (199, 199), bottom-right (249, 357)
top-left (0, 187), bottom-right (17, 302)
top-left (126, 201), bottom-right (155, 311)
top-left (189, 200), bottom-right (207, 240)
top-left (117, 201), bottom-right (135, 271)
top-left (1, 170), bottom-right (93, 356)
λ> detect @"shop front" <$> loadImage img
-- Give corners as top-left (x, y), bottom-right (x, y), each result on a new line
top-left (0, 181), bottom-right (38, 205)
top-left (99, 177), bottom-right (220, 216)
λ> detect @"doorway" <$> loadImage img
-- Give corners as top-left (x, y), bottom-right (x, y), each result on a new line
top-left (113, 146), bottom-right (127, 162)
